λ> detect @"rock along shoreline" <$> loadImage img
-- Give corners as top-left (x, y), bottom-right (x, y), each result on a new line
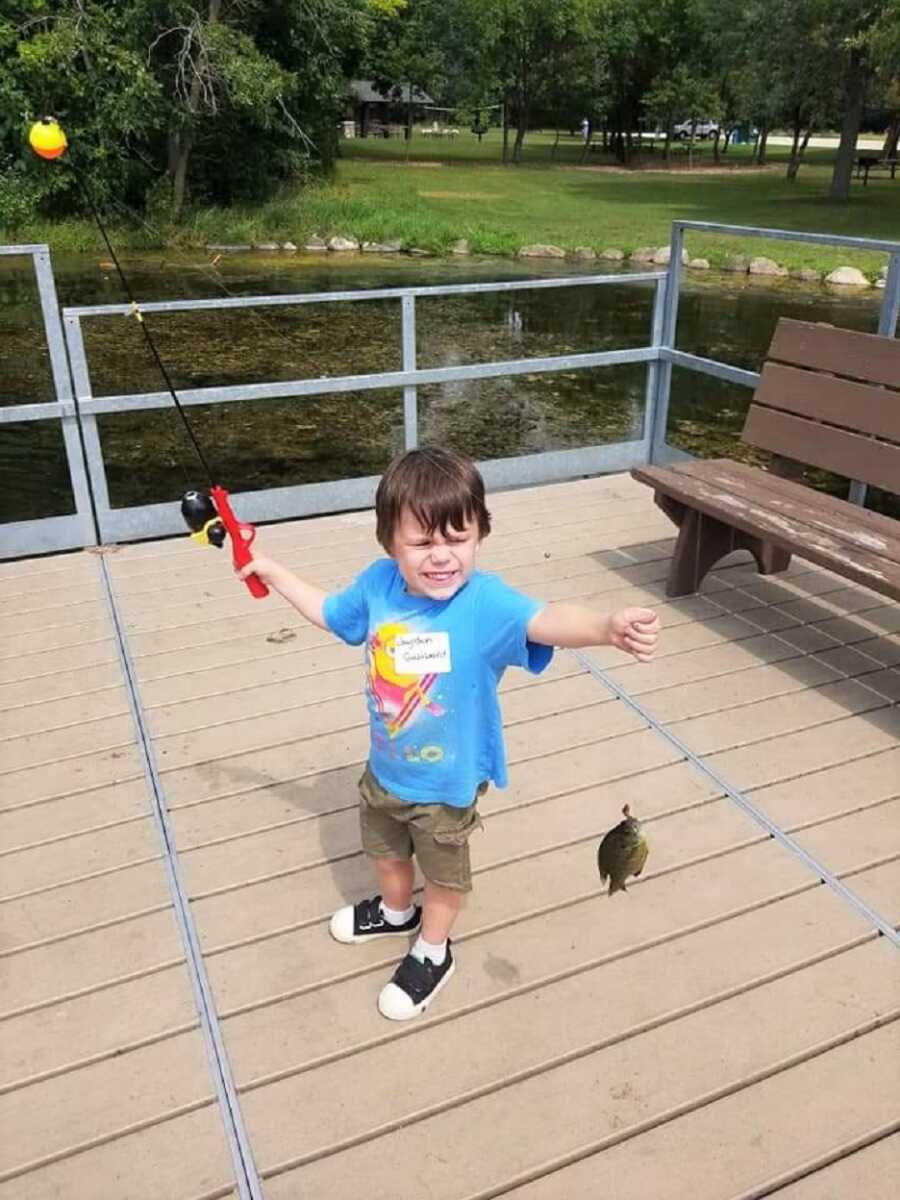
top-left (206, 238), bottom-right (889, 290)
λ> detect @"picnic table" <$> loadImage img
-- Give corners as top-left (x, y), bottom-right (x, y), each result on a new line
top-left (855, 153), bottom-right (899, 185)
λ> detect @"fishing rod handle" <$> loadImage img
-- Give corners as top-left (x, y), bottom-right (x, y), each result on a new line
top-left (210, 486), bottom-right (269, 599)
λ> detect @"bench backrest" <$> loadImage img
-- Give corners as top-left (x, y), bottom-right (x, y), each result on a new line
top-left (742, 318), bottom-right (900, 494)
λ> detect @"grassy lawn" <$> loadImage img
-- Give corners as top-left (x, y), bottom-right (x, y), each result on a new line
top-left (185, 129), bottom-right (898, 275)
top-left (14, 128), bottom-right (899, 276)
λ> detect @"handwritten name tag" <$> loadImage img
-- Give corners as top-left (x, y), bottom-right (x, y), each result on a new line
top-left (394, 632), bottom-right (452, 674)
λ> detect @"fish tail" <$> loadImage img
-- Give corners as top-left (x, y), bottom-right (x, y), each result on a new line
top-left (608, 879), bottom-right (628, 897)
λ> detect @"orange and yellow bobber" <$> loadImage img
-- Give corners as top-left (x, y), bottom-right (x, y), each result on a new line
top-left (28, 116), bottom-right (68, 160)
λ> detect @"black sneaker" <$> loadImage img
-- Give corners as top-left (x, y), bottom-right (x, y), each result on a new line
top-left (329, 895), bottom-right (422, 944)
top-left (377, 943), bottom-right (456, 1020)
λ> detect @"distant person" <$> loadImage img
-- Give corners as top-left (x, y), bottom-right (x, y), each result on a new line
top-left (581, 117), bottom-right (590, 143)
top-left (240, 448), bottom-right (660, 1020)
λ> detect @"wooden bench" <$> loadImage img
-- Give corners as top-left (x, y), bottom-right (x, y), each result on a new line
top-left (632, 318), bottom-right (900, 599)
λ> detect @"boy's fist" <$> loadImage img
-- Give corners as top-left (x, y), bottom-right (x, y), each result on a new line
top-left (608, 607), bottom-right (660, 663)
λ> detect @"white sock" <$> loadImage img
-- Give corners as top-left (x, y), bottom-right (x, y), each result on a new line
top-left (380, 900), bottom-right (415, 926)
top-left (411, 935), bottom-right (447, 966)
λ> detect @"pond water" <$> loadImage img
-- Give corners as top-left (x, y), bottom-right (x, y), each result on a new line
top-left (0, 250), bottom-right (893, 525)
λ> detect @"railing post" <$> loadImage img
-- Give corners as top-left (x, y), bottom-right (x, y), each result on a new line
top-left (63, 312), bottom-right (113, 541)
top-left (877, 251), bottom-right (900, 337)
top-left (648, 223), bottom-right (684, 463)
top-left (848, 252), bottom-right (899, 507)
top-left (643, 274), bottom-right (668, 462)
top-left (401, 294), bottom-right (418, 449)
top-left (33, 248), bottom-right (100, 547)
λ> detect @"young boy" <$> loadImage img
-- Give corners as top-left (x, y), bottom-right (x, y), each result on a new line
top-left (240, 448), bottom-right (660, 1021)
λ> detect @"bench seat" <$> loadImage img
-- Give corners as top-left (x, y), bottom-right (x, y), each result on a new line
top-left (633, 458), bottom-right (900, 598)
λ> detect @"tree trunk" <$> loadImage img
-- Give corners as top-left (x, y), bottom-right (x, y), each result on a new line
top-left (167, 0), bottom-right (223, 219)
top-left (579, 118), bottom-right (593, 164)
top-left (512, 112), bottom-right (527, 163)
top-left (786, 125), bottom-right (811, 182)
top-left (829, 47), bottom-right (867, 201)
top-left (664, 112), bottom-right (673, 164)
top-left (882, 116), bottom-right (899, 160)
top-left (790, 112), bottom-right (800, 160)
top-left (713, 129), bottom-right (723, 162)
top-left (171, 131), bottom-right (193, 216)
top-left (786, 110), bottom-right (803, 181)
top-left (502, 97), bottom-right (509, 164)
top-left (755, 123), bottom-right (769, 165)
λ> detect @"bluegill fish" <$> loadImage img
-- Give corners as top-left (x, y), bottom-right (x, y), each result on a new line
top-left (597, 804), bottom-right (649, 896)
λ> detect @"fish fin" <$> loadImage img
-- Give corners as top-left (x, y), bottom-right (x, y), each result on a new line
top-left (633, 842), bottom-right (649, 877)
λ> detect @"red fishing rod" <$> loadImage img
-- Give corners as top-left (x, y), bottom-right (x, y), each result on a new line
top-left (28, 116), bottom-right (268, 598)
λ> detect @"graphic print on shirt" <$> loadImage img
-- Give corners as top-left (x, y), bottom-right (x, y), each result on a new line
top-left (367, 621), bottom-right (447, 741)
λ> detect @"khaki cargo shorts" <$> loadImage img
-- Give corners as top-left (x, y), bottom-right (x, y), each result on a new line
top-left (358, 765), bottom-right (485, 893)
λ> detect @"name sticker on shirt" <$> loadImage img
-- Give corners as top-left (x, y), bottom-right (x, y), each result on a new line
top-left (394, 632), bottom-right (452, 674)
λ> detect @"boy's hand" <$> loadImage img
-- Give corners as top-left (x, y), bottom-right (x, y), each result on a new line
top-left (237, 553), bottom-right (282, 587)
top-left (608, 607), bottom-right (660, 663)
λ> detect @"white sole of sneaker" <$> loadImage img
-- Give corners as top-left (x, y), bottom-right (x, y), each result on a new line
top-left (378, 959), bottom-right (456, 1021)
top-left (332, 924), bottom-right (422, 945)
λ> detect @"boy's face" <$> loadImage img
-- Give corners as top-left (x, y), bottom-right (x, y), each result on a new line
top-left (389, 507), bottom-right (480, 600)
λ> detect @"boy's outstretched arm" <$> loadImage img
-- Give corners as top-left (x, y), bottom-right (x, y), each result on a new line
top-left (527, 603), bottom-right (660, 662)
top-left (238, 553), bottom-right (329, 631)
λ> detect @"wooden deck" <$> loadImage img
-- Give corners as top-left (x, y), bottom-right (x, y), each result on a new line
top-left (1, 473), bottom-right (898, 1199)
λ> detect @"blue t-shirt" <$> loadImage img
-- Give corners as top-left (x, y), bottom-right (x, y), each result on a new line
top-left (323, 558), bottom-right (553, 806)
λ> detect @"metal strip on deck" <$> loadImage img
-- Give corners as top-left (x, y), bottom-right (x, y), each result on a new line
top-left (572, 649), bottom-right (900, 946)
top-left (96, 556), bottom-right (264, 1200)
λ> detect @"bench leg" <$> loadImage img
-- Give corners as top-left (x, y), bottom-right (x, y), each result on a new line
top-left (754, 541), bottom-right (792, 577)
top-left (656, 496), bottom-right (791, 596)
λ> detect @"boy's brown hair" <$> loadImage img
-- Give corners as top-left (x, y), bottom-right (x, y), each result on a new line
top-left (375, 447), bottom-right (492, 551)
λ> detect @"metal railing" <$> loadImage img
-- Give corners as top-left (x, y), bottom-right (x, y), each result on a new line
top-left (2, 222), bottom-right (899, 559)
top-left (653, 222), bottom-right (900, 506)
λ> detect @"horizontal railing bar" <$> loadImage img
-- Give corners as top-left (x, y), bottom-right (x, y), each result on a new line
top-left (0, 402), bottom-right (66, 424)
top-left (0, 244), bottom-right (54, 256)
top-left (0, 514), bottom-right (90, 558)
top-left (63, 272), bottom-right (666, 318)
top-left (0, 244), bottom-right (51, 256)
top-left (71, 347), bottom-right (659, 416)
top-left (662, 349), bottom-right (761, 388)
top-left (97, 442), bottom-right (650, 542)
top-left (675, 220), bottom-right (900, 255)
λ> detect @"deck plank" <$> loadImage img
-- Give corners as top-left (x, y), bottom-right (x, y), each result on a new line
top-left (258, 946), bottom-right (899, 1197)
top-left (753, 1132), bottom-right (900, 1200)
top-left (498, 1036), bottom-right (900, 1200)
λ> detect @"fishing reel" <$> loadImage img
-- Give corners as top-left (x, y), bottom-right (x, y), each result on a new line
top-left (180, 487), bottom-right (269, 598)
top-left (181, 490), bottom-right (227, 547)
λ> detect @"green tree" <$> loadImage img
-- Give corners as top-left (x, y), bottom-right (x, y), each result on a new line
top-left (644, 64), bottom-right (718, 163)
top-left (0, 1), bottom-right (390, 227)
top-left (591, 0), bottom-right (718, 163)
top-left (827, 0), bottom-right (900, 200)
top-left (365, 0), bottom-right (447, 140)
top-left (0, 1), bottom-right (162, 223)
top-left (452, 0), bottom-right (598, 163)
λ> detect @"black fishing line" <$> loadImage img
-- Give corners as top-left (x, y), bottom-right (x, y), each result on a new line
top-left (69, 162), bottom-right (216, 485)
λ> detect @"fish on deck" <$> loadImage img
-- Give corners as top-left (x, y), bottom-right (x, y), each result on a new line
top-left (597, 804), bottom-right (649, 896)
